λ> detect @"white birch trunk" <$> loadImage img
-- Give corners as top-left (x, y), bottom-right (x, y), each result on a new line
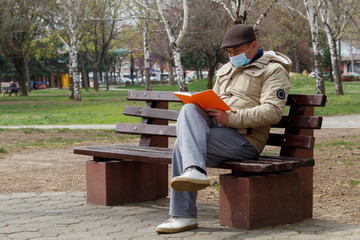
top-left (304, 0), bottom-right (325, 94)
top-left (70, 42), bottom-right (81, 101)
top-left (253, 0), bottom-right (278, 30)
top-left (156, 0), bottom-right (189, 91)
top-left (63, 0), bottom-right (81, 101)
top-left (68, 9), bottom-right (81, 101)
top-left (143, 0), bottom-right (151, 91)
top-left (319, 0), bottom-right (345, 95)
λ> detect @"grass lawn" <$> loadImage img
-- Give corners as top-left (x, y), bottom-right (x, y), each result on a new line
top-left (0, 73), bottom-right (359, 126)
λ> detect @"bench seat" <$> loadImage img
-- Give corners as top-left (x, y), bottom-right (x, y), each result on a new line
top-left (74, 144), bottom-right (314, 173)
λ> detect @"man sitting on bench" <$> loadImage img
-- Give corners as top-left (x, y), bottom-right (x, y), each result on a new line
top-left (156, 24), bottom-right (292, 233)
top-left (4, 81), bottom-right (19, 96)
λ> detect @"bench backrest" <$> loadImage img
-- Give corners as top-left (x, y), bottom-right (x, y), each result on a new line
top-left (116, 91), bottom-right (326, 159)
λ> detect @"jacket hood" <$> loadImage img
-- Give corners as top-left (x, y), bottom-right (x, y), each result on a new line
top-left (258, 51), bottom-right (292, 73)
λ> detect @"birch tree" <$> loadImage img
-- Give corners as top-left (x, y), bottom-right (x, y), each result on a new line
top-left (143, 0), bottom-right (151, 91)
top-left (39, 0), bottom-right (91, 101)
top-left (133, 0), bottom-right (154, 91)
top-left (156, 0), bottom-right (189, 91)
top-left (318, 0), bottom-right (358, 95)
top-left (281, 0), bottom-right (325, 94)
top-left (303, 0), bottom-right (325, 94)
top-left (211, 0), bottom-right (278, 30)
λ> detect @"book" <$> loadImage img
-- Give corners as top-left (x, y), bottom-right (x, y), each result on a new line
top-left (174, 89), bottom-right (231, 112)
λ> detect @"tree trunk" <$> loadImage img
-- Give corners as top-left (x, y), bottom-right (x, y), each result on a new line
top-left (156, 0), bottom-right (189, 92)
top-left (328, 35), bottom-right (343, 95)
top-left (143, 1), bottom-right (151, 91)
top-left (173, 47), bottom-right (187, 91)
top-left (80, 54), bottom-right (89, 91)
top-left (205, 52), bottom-right (216, 89)
top-left (167, 59), bottom-right (174, 86)
top-left (13, 57), bottom-right (28, 96)
top-left (304, 0), bottom-right (325, 94)
top-left (56, 70), bottom-right (63, 89)
top-left (69, 44), bottom-right (81, 101)
top-left (25, 58), bottom-right (31, 93)
top-left (106, 70), bottom-right (109, 91)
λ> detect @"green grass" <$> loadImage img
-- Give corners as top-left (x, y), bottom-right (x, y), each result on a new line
top-left (349, 180), bottom-right (360, 187)
top-left (0, 129), bottom-right (138, 153)
top-left (0, 74), bottom-right (359, 126)
top-left (0, 147), bottom-right (7, 153)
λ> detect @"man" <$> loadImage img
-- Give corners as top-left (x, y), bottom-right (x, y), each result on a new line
top-left (156, 24), bottom-right (292, 233)
top-left (8, 81), bottom-right (18, 96)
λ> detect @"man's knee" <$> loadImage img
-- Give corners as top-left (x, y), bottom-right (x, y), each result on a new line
top-left (181, 103), bottom-right (201, 112)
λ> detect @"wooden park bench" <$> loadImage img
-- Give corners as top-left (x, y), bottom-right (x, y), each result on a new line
top-left (1, 87), bottom-right (20, 96)
top-left (74, 91), bottom-right (326, 229)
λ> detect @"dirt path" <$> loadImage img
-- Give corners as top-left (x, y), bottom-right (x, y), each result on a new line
top-left (0, 128), bottom-right (359, 224)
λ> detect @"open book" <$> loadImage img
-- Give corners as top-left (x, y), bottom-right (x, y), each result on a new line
top-left (174, 89), bottom-right (231, 112)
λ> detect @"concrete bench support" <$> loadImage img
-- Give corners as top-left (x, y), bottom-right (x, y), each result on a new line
top-left (86, 161), bottom-right (168, 205)
top-left (219, 172), bottom-right (302, 229)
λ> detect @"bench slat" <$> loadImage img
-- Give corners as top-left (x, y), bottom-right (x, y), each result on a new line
top-left (272, 116), bottom-right (323, 129)
top-left (260, 155), bottom-right (314, 167)
top-left (74, 145), bottom-right (315, 173)
top-left (123, 106), bottom-right (180, 121)
top-left (74, 145), bottom-right (173, 164)
top-left (115, 123), bottom-right (176, 137)
top-left (286, 94), bottom-right (326, 106)
top-left (127, 91), bottom-right (326, 108)
top-left (127, 91), bottom-right (181, 102)
top-left (267, 133), bottom-right (315, 149)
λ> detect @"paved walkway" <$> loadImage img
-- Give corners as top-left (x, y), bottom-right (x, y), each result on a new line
top-left (1, 115), bottom-right (360, 130)
top-left (1, 192), bottom-right (360, 239)
top-left (1, 115), bottom-right (360, 239)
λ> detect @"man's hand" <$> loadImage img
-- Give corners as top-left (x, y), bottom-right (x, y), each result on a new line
top-left (206, 108), bottom-right (228, 126)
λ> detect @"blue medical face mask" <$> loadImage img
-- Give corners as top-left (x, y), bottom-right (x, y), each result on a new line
top-left (229, 45), bottom-right (252, 67)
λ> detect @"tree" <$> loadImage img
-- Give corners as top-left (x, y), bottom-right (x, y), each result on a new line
top-left (38, 0), bottom-right (92, 101)
top-left (0, 54), bottom-right (11, 94)
top-left (183, 0), bottom-right (232, 89)
top-left (0, 0), bottom-right (41, 96)
top-left (212, 0), bottom-right (279, 29)
top-left (82, 0), bottom-right (124, 92)
top-left (282, 0), bottom-right (326, 94)
top-left (156, 0), bottom-right (189, 91)
top-left (319, 0), bottom-right (359, 95)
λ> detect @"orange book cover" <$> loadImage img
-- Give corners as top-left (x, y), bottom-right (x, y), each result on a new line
top-left (174, 90), bottom-right (231, 111)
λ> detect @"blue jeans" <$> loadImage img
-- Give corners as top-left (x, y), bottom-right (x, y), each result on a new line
top-left (169, 104), bottom-right (259, 218)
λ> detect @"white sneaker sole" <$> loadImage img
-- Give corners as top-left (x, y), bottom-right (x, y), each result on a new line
top-left (156, 223), bottom-right (198, 233)
top-left (171, 177), bottom-right (210, 191)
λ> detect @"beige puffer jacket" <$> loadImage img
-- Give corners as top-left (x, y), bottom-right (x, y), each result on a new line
top-left (213, 51), bottom-right (292, 154)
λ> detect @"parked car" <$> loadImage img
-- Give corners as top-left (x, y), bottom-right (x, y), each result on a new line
top-left (341, 72), bottom-right (360, 81)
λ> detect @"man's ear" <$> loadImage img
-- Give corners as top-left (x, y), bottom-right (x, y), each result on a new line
top-left (251, 41), bottom-right (257, 49)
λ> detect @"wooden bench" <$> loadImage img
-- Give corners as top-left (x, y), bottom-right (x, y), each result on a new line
top-left (74, 91), bottom-right (326, 229)
top-left (1, 87), bottom-right (20, 96)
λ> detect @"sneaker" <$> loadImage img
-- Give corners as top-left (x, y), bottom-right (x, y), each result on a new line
top-left (156, 216), bottom-right (197, 233)
top-left (171, 167), bottom-right (210, 191)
